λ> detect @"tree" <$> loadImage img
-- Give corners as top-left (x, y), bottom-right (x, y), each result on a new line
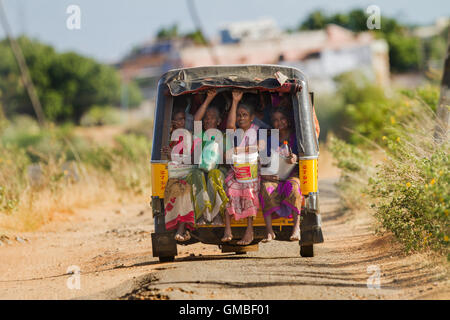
top-left (156, 24), bottom-right (179, 40)
top-left (347, 9), bottom-right (367, 32)
top-left (385, 33), bottom-right (421, 72)
top-left (0, 36), bottom-right (141, 122)
top-left (185, 30), bottom-right (207, 45)
top-left (299, 10), bottom-right (327, 30)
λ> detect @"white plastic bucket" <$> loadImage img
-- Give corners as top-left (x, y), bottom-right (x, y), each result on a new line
top-left (261, 151), bottom-right (296, 180)
top-left (232, 152), bottom-right (258, 183)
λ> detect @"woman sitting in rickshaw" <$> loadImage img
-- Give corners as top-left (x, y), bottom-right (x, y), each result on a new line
top-left (221, 90), bottom-right (261, 246)
top-left (260, 107), bottom-right (303, 242)
top-left (190, 89), bottom-right (229, 226)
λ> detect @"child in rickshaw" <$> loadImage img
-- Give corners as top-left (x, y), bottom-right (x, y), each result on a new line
top-left (221, 90), bottom-right (261, 246)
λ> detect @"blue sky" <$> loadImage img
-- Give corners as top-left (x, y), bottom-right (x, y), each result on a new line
top-left (0, 0), bottom-right (449, 63)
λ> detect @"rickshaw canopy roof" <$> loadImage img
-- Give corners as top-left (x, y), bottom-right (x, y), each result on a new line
top-left (159, 64), bottom-right (307, 96)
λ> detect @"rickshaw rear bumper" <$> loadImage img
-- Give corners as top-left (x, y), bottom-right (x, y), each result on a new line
top-left (151, 231), bottom-right (178, 258)
top-left (151, 196), bottom-right (178, 258)
top-left (300, 192), bottom-right (324, 245)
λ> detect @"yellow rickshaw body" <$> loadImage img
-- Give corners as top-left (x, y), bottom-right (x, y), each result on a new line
top-left (150, 65), bottom-right (323, 260)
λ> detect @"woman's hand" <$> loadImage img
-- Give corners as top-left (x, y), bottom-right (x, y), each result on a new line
top-left (206, 89), bottom-right (217, 101)
top-left (287, 153), bottom-right (297, 164)
top-left (227, 90), bottom-right (242, 130)
top-left (194, 89), bottom-right (218, 121)
top-left (232, 90), bottom-right (243, 103)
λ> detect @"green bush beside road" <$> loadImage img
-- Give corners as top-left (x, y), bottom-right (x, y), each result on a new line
top-left (329, 84), bottom-right (449, 258)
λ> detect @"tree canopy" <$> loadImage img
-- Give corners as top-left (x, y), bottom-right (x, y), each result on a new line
top-left (0, 36), bottom-right (142, 123)
top-left (156, 23), bottom-right (207, 45)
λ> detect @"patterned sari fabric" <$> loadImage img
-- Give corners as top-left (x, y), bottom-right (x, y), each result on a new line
top-left (224, 124), bottom-right (261, 221)
top-left (225, 169), bottom-right (260, 221)
top-left (164, 178), bottom-right (195, 231)
top-left (260, 174), bottom-right (303, 219)
top-left (206, 167), bottom-right (229, 223)
top-left (187, 168), bottom-right (228, 225)
top-left (164, 167), bottom-right (229, 230)
top-left (260, 130), bottom-right (303, 219)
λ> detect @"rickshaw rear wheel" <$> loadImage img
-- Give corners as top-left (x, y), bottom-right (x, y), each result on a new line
top-left (300, 244), bottom-right (314, 257)
top-left (159, 256), bottom-right (175, 263)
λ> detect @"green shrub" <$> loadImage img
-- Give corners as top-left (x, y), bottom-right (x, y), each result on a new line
top-left (369, 99), bottom-right (449, 255)
top-left (330, 83), bottom-right (449, 257)
top-left (124, 118), bottom-right (154, 140)
top-left (81, 133), bottom-right (150, 195)
top-left (0, 144), bottom-right (30, 213)
top-left (332, 71), bottom-right (396, 145)
top-left (328, 135), bottom-right (374, 210)
top-left (80, 106), bottom-right (122, 127)
top-left (0, 116), bottom-right (152, 217)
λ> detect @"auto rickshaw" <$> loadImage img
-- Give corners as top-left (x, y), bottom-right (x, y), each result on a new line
top-left (150, 65), bottom-right (323, 262)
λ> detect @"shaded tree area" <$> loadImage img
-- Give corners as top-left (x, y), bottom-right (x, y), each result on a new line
top-left (0, 36), bottom-right (142, 123)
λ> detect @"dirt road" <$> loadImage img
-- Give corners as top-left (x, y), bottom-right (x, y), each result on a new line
top-left (0, 175), bottom-right (448, 300)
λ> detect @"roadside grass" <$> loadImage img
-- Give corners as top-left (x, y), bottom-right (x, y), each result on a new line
top-left (0, 116), bottom-right (151, 231)
top-left (329, 85), bottom-right (449, 258)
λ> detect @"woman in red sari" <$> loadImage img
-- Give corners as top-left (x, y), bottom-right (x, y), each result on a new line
top-left (161, 91), bottom-right (218, 241)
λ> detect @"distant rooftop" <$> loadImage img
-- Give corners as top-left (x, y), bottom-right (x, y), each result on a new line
top-left (219, 18), bottom-right (282, 44)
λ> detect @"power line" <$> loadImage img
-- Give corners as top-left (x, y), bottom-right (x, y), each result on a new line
top-left (0, 0), bottom-right (46, 126)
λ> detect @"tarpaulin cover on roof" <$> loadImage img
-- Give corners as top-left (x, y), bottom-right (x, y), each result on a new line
top-left (162, 65), bottom-right (305, 96)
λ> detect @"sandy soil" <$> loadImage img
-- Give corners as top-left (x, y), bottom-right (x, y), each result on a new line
top-left (0, 152), bottom-right (448, 300)
top-left (115, 179), bottom-right (449, 300)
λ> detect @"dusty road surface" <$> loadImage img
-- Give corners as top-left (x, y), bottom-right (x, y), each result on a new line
top-left (0, 175), bottom-right (448, 300)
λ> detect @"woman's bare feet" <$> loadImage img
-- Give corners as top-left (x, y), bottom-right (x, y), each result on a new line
top-left (221, 229), bottom-right (233, 242)
top-left (262, 214), bottom-right (275, 243)
top-left (237, 228), bottom-right (253, 245)
top-left (183, 230), bottom-right (191, 241)
top-left (175, 222), bottom-right (188, 242)
top-left (290, 226), bottom-right (300, 241)
top-left (289, 230), bottom-right (300, 241)
top-left (262, 232), bottom-right (276, 243)
top-left (174, 233), bottom-right (185, 241)
top-left (290, 214), bottom-right (300, 241)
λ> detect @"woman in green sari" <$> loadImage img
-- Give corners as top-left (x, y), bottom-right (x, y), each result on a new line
top-left (187, 89), bottom-right (229, 228)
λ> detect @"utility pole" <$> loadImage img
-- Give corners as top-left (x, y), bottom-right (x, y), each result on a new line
top-left (186, 0), bottom-right (220, 65)
top-left (434, 31), bottom-right (450, 143)
top-left (0, 0), bottom-right (46, 126)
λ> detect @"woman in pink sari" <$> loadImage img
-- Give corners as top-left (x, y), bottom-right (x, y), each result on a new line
top-left (221, 91), bottom-right (260, 245)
